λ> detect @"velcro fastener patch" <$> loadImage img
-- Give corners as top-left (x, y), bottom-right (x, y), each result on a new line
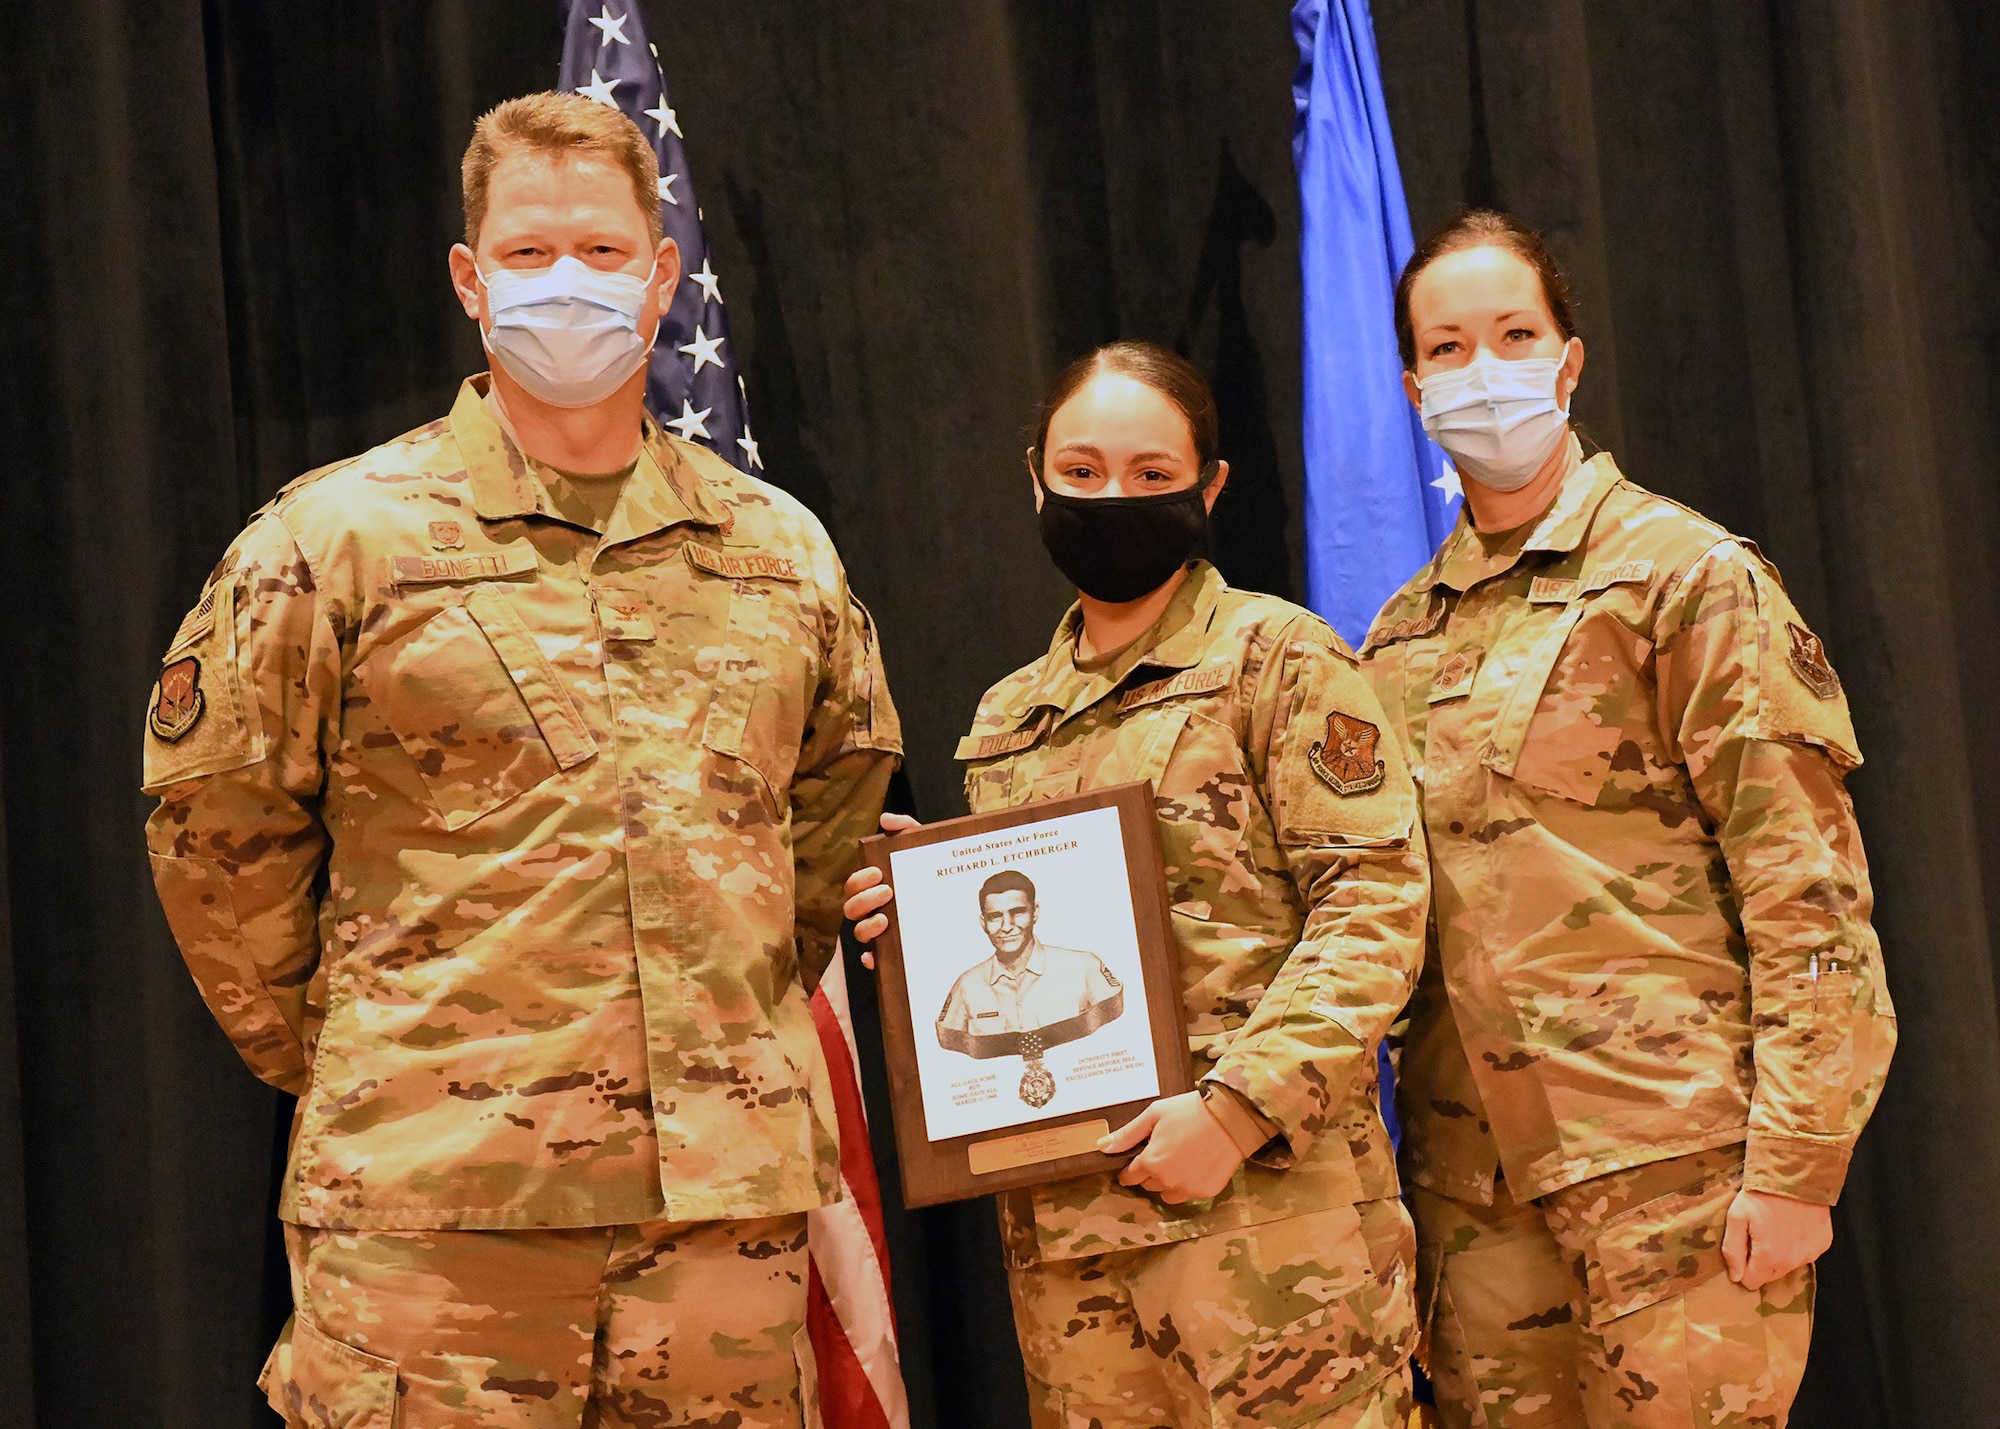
top-left (684, 543), bottom-right (801, 582)
top-left (1115, 663), bottom-right (1232, 714)
top-left (1528, 577), bottom-right (1578, 604)
top-left (391, 548), bottom-right (538, 585)
top-left (1582, 560), bottom-right (1654, 595)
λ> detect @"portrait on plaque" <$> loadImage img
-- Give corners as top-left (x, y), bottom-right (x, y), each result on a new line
top-left (862, 782), bottom-right (1191, 1206)
top-left (934, 867), bottom-right (1127, 1111)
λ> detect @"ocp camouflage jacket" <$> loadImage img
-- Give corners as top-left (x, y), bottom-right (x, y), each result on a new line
top-left (143, 378), bottom-right (900, 1230)
top-left (1362, 451), bottom-right (1894, 1207)
top-left (958, 563), bottom-right (1429, 1263)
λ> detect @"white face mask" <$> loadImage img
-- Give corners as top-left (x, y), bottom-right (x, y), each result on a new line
top-left (1419, 349), bottom-right (1572, 493)
top-left (477, 254), bottom-right (657, 409)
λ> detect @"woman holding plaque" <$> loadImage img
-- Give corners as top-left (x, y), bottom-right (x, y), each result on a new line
top-left (1363, 210), bottom-right (1896, 1427)
top-left (845, 341), bottom-right (1430, 1428)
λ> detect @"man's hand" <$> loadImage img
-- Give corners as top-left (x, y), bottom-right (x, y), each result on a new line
top-left (842, 813), bottom-right (921, 969)
top-left (1101, 1092), bottom-right (1245, 1203)
top-left (1722, 1188), bottom-right (1832, 1290)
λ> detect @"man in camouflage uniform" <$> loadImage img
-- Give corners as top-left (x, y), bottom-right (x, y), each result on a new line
top-left (1364, 446), bottom-right (1895, 1427)
top-left (953, 558), bottom-right (1430, 1428)
top-left (143, 92), bottom-right (898, 1428)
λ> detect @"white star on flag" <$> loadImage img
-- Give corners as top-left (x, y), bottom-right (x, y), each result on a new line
top-left (678, 325), bottom-right (724, 373)
top-left (577, 69), bottom-right (620, 107)
top-left (737, 427), bottom-right (764, 470)
top-left (658, 173), bottom-right (680, 206)
top-left (665, 400), bottom-right (712, 443)
top-left (1432, 461), bottom-right (1464, 502)
top-left (643, 96), bottom-right (683, 139)
top-left (587, 6), bottom-right (630, 45)
top-left (689, 259), bottom-right (723, 306)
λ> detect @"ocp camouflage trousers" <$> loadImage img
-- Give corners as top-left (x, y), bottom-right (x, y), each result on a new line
top-left (1009, 1197), bottom-right (1418, 1429)
top-left (1411, 1146), bottom-right (1813, 1429)
top-left (260, 1213), bottom-right (814, 1429)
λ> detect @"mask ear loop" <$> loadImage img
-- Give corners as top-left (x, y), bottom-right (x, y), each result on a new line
top-left (471, 263), bottom-right (499, 359)
top-left (637, 255), bottom-right (663, 358)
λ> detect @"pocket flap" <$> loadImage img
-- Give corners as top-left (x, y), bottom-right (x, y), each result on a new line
top-left (259, 1314), bottom-right (399, 1428)
top-left (463, 584), bottom-right (596, 770)
top-left (1582, 1167), bottom-right (1736, 1327)
top-left (1209, 1260), bottom-right (1414, 1427)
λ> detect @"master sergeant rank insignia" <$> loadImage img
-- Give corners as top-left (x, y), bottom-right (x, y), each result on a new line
top-left (1308, 710), bottom-right (1387, 796)
top-left (149, 657), bottom-right (206, 743)
top-left (1786, 621), bottom-right (1840, 699)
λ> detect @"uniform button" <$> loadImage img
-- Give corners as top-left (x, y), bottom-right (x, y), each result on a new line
top-left (1450, 821), bottom-right (1464, 834)
top-left (1288, 642), bottom-right (1305, 657)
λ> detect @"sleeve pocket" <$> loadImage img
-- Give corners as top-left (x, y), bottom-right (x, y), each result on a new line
top-left (1782, 969), bottom-right (1859, 1133)
top-left (258, 1313), bottom-right (399, 1429)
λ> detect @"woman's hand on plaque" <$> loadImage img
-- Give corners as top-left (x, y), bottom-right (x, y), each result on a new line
top-left (1102, 1091), bottom-right (1245, 1203)
top-left (843, 813), bottom-right (921, 969)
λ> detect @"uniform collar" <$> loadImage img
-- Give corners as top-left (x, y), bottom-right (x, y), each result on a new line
top-left (1018, 561), bottom-right (1225, 728)
top-left (451, 376), bottom-right (726, 543)
top-left (990, 942), bottom-right (1045, 987)
top-left (1420, 446), bottom-right (1625, 593)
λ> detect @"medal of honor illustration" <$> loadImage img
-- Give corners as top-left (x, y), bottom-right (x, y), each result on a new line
top-left (935, 869), bottom-right (1125, 1108)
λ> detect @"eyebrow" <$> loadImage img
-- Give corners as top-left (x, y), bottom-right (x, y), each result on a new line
top-left (1421, 311), bottom-right (1532, 336)
top-left (1050, 442), bottom-right (1185, 464)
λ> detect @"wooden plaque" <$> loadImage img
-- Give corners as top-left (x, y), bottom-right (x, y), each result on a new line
top-left (861, 781), bottom-right (1190, 1208)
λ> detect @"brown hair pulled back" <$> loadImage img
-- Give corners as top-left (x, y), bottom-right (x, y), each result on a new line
top-left (1393, 210), bottom-right (1579, 368)
top-left (1031, 341), bottom-right (1219, 471)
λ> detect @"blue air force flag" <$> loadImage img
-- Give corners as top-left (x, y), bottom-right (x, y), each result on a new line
top-left (1291, 0), bottom-right (1457, 648)
top-left (559, 0), bottom-right (761, 473)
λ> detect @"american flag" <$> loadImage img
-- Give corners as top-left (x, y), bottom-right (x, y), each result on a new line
top-left (558, 0), bottom-right (759, 472)
top-left (559, 7), bottom-right (909, 1428)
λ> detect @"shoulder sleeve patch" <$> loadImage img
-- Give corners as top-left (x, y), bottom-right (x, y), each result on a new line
top-left (1270, 642), bottom-right (1416, 845)
top-left (1747, 561), bottom-right (1861, 769)
top-left (142, 576), bottom-right (266, 790)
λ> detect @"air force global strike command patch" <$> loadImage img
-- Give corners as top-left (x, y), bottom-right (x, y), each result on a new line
top-left (149, 657), bottom-right (205, 742)
top-left (1786, 621), bottom-right (1841, 699)
top-left (1308, 710), bottom-right (1386, 796)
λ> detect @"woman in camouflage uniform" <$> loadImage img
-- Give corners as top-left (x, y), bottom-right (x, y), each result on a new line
top-left (1364, 211), bottom-right (1896, 1428)
top-left (845, 342), bottom-right (1431, 1428)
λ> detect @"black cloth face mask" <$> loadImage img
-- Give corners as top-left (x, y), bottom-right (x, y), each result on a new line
top-left (1035, 460), bottom-right (1218, 604)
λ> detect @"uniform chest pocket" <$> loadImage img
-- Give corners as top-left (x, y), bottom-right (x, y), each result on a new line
top-left (357, 584), bottom-right (595, 831)
top-left (698, 577), bottom-right (818, 802)
top-left (1483, 604), bottom-right (1654, 807)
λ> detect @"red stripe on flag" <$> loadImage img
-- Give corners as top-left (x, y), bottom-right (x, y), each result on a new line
top-left (809, 983), bottom-right (893, 1311)
top-left (808, 1257), bottom-right (894, 1429)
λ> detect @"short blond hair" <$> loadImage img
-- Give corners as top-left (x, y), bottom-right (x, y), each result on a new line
top-left (462, 91), bottom-right (662, 249)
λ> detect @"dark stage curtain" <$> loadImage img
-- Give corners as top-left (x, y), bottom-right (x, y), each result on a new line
top-left (0, 2), bottom-right (1993, 1426)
